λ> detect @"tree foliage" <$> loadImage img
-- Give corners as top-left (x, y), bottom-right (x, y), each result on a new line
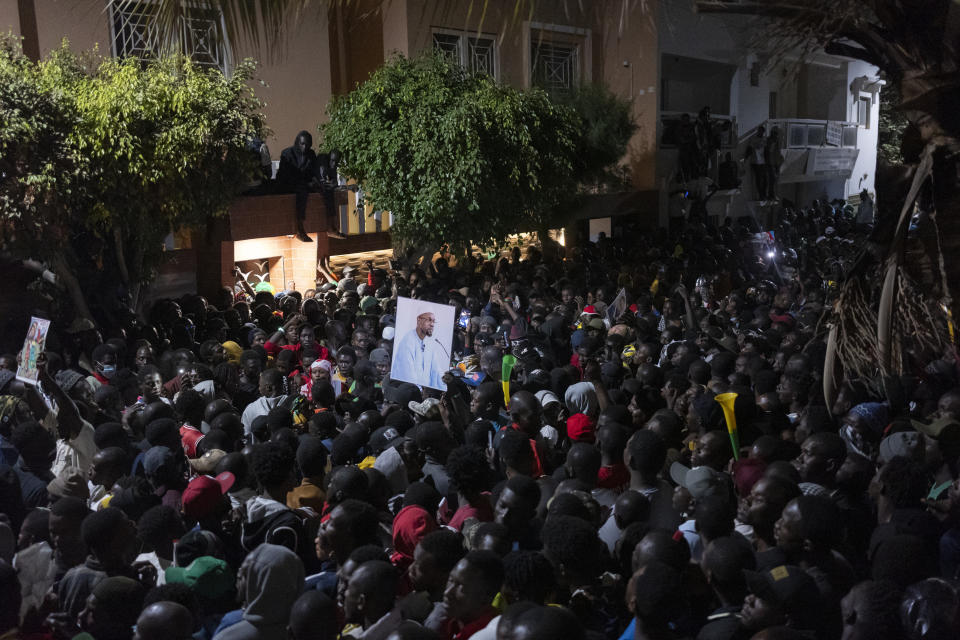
top-left (320, 52), bottom-right (582, 250)
top-left (877, 82), bottom-right (907, 166)
top-left (0, 37), bottom-right (265, 320)
top-left (553, 83), bottom-right (636, 190)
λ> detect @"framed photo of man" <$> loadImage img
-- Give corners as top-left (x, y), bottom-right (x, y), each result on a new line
top-left (391, 297), bottom-right (455, 390)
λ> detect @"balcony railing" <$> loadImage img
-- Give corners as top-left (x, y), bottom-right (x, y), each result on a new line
top-left (738, 118), bottom-right (863, 183)
top-left (767, 118), bottom-right (859, 149)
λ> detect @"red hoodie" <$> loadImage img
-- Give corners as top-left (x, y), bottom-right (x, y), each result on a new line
top-left (390, 504), bottom-right (437, 571)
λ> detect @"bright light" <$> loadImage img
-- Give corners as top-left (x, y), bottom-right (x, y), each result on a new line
top-left (767, 251), bottom-right (776, 258)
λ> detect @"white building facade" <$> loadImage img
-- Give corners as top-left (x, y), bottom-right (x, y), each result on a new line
top-left (656, 0), bottom-right (881, 223)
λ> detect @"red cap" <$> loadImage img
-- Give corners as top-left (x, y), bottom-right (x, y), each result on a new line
top-left (566, 413), bottom-right (596, 443)
top-left (182, 472), bottom-right (234, 521)
top-left (581, 305), bottom-right (599, 316)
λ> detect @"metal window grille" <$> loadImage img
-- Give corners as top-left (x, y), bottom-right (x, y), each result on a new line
top-left (111, 1), bottom-right (228, 72)
top-left (432, 30), bottom-right (497, 78)
top-left (432, 32), bottom-right (462, 63)
top-left (531, 40), bottom-right (579, 92)
top-left (112, 1), bottom-right (159, 61)
top-left (467, 37), bottom-right (495, 75)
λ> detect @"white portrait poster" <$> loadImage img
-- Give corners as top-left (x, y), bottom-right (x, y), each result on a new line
top-left (391, 297), bottom-right (455, 390)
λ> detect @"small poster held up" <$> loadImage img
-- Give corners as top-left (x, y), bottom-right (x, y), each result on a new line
top-left (16, 317), bottom-right (51, 385)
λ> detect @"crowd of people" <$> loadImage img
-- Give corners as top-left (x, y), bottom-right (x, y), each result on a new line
top-left (1, 199), bottom-right (958, 640)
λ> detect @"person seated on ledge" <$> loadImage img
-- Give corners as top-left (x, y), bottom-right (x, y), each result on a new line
top-left (277, 130), bottom-right (317, 243)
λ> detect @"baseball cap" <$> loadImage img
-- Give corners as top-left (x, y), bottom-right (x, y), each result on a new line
top-left (189, 449), bottom-right (228, 475)
top-left (408, 397), bottom-right (441, 420)
top-left (581, 305), bottom-right (599, 316)
top-left (669, 463), bottom-right (727, 499)
top-left (566, 413), bottom-right (596, 443)
top-left (540, 425), bottom-right (559, 447)
top-left (143, 446), bottom-right (176, 476)
top-left (912, 417), bottom-right (960, 439)
top-left (173, 529), bottom-right (223, 567)
top-left (587, 318), bottom-right (606, 331)
top-left (513, 340), bottom-right (537, 361)
top-left (535, 390), bottom-right (560, 409)
top-left (879, 431), bottom-right (923, 463)
top-left (165, 556), bottom-right (234, 599)
top-left (744, 565), bottom-right (821, 617)
top-left (181, 473), bottom-right (235, 521)
top-left (369, 426), bottom-right (405, 455)
top-left (47, 467), bottom-right (90, 500)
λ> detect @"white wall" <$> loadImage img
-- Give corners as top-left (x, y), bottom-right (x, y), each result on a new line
top-left (845, 59), bottom-right (880, 198)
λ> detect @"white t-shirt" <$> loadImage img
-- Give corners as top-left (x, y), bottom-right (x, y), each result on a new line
top-left (48, 414), bottom-right (97, 477)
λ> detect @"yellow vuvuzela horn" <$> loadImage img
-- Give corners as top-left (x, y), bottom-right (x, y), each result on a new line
top-left (714, 392), bottom-right (740, 461)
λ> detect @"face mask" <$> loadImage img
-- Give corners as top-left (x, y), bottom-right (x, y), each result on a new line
top-left (100, 364), bottom-right (116, 379)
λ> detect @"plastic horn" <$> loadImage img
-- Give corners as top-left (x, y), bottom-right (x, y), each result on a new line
top-left (714, 392), bottom-right (740, 461)
top-left (501, 354), bottom-right (517, 407)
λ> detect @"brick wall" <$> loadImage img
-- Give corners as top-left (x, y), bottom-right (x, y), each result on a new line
top-left (192, 194), bottom-right (396, 299)
top-left (229, 193), bottom-right (328, 241)
top-left (233, 234), bottom-right (323, 292)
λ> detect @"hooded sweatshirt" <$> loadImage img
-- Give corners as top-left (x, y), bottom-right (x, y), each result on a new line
top-left (212, 543), bottom-right (304, 640)
top-left (390, 505), bottom-right (437, 572)
top-left (240, 395), bottom-right (290, 440)
top-left (564, 382), bottom-right (598, 418)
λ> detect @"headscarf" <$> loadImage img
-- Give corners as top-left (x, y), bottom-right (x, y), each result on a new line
top-left (222, 341), bottom-right (243, 365)
top-left (844, 402), bottom-right (890, 459)
top-left (310, 359), bottom-right (333, 373)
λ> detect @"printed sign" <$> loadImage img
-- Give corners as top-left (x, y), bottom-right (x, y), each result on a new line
top-left (391, 297), bottom-right (455, 390)
top-left (16, 317), bottom-right (51, 385)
